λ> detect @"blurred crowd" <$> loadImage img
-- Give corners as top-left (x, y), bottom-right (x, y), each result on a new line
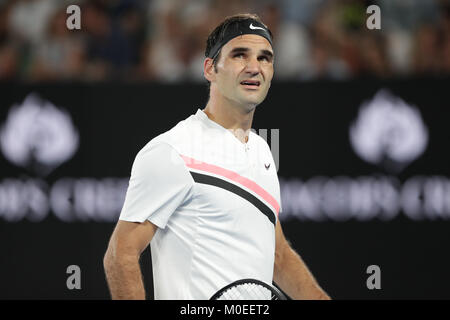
top-left (0, 0), bottom-right (449, 82)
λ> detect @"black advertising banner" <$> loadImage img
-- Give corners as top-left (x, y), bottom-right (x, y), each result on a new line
top-left (0, 78), bottom-right (449, 299)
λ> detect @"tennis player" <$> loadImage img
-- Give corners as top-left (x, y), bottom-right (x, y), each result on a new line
top-left (103, 13), bottom-right (330, 300)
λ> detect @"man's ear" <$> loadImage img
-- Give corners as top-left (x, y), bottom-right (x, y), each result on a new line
top-left (204, 58), bottom-right (216, 83)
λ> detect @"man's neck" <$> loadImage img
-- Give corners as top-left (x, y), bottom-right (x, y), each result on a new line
top-left (203, 96), bottom-right (255, 144)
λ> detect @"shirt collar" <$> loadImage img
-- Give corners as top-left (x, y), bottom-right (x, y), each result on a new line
top-left (195, 108), bottom-right (252, 145)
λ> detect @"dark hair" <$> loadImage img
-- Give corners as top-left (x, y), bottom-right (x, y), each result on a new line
top-left (204, 13), bottom-right (273, 89)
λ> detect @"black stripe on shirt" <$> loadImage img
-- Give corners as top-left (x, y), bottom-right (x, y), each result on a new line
top-left (189, 171), bottom-right (276, 227)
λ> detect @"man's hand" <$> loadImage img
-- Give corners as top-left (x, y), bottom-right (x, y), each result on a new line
top-left (103, 220), bottom-right (157, 299)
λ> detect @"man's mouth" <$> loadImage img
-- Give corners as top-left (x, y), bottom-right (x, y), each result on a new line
top-left (240, 80), bottom-right (261, 88)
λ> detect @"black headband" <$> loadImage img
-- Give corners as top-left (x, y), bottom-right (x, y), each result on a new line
top-left (207, 19), bottom-right (273, 59)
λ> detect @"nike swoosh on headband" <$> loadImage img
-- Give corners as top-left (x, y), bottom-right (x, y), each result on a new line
top-left (207, 20), bottom-right (273, 58)
top-left (249, 23), bottom-right (265, 31)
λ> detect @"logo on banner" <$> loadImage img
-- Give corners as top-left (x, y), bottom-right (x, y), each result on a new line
top-left (0, 93), bottom-right (79, 176)
top-left (349, 89), bottom-right (428, 173)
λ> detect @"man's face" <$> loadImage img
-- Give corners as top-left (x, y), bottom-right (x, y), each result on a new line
top-left (211, 34), bottom-right (274, 110)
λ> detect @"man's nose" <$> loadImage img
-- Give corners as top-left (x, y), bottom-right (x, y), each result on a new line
top-left (245, 56), bottom-right (261, 74)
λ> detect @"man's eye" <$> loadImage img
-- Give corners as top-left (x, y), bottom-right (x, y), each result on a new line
top-left (234, 53), bottom-right (245, 58)
top-left (259, 56), bottom-right (270, 62)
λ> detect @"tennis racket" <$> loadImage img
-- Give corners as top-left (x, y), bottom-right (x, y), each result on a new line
top-left (210, 278), bottom-right (287, 300)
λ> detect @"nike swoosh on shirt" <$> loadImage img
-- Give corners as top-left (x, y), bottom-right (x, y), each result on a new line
top-left (249, 23), bottom-right (265, 31)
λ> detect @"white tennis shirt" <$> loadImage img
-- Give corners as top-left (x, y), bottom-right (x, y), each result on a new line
top-left (119, 109), bottom-right (282, 299)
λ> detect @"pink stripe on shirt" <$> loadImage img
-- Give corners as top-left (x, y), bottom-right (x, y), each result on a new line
top-left (181, 155), bottom-right (280, 216)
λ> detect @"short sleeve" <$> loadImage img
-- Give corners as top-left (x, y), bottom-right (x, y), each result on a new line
top-left (119, 142), bottom-right (194, 229)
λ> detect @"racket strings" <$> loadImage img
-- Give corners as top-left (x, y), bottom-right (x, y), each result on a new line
top-left (216, 283), bottom-right (278, 300)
